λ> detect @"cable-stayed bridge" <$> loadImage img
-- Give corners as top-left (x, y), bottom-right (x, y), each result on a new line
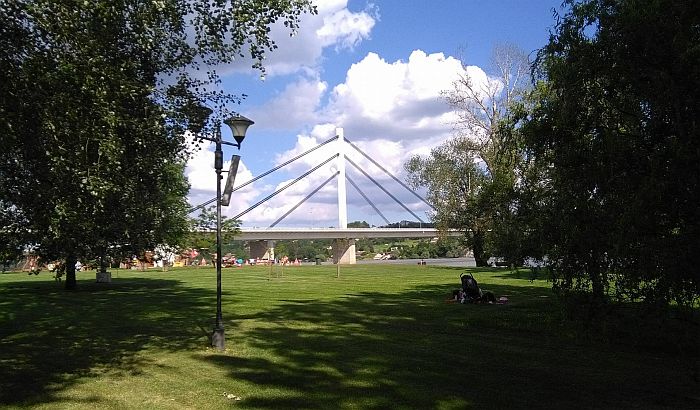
top-left (191, 128), bottom-right (460, 264)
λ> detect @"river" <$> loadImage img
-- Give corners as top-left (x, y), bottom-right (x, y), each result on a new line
top-left (355, 257), bottom-right (476, 267)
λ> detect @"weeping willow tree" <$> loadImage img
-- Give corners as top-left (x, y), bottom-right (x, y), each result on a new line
top-left (521, 0), bottom-right (700, 310)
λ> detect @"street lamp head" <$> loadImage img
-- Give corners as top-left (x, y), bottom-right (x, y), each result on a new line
top-left (224, 115), bottom-right (254, 148)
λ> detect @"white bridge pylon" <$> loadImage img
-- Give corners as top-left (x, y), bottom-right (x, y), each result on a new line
top-left (191, 127), bottom-right (440, 264)
top-left (336, 128), bottom-right (348, 229)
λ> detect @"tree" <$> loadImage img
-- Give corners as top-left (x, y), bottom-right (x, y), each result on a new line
top-left (185, 205), bottom-right (241, 256)
top-left (348, 220), bottom-right (370, 228)
top-left (0, 1), bottom-right (315, 288)
top-left (405, 138), bottom-right (491, 265)
top-left (406, 43), bottom-right (530, 266)
top-left (0, 201), bottom-right (29, 271)
top-left (522, 0), bottom-right (700, 310)
top-left (263, 239), bottom-right (333, 261)
top-left (443, 43), bottom-right (529, 176)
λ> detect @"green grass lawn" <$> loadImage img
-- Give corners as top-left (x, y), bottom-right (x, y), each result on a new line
top-left (1, 264), bottom-right (697, 409)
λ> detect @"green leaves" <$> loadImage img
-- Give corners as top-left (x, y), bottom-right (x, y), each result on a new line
top-left (523, 0), bottom-right (700, 310)
top-left (0, 0), bottom-right (315, 284)
top-left (407, 44), bottom-right (531, 267)
top-left (184, 205), bottom-right (241, 253)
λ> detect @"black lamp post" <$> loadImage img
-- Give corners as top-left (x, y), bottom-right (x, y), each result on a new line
top-left (207, 114), bottom-right (254, 350)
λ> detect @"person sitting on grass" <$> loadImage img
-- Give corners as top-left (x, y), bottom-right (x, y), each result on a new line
top-left (460, 273), bottom-right (497, 304)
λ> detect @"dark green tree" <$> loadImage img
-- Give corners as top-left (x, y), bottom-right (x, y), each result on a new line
top-left (0, 0), bottom-right (316, 289)
top-left (522, 0), bottom-right (700, 309)
top-left (0, 201), bottom-right (29, 271)
top-left (348, 220), bottom-right (370, 228)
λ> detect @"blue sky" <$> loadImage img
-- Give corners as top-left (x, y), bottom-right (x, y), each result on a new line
top-left (186, 0), bottom-right (565, 228)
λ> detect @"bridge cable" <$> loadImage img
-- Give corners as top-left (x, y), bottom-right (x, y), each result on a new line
top-left (345, 156), bottom-right (426, 224)
top-left (188, 197), bottom-right (217, 214)
top-left (188, 135), bottom-right (338, 213)
top-left (346, 175), bottom-right (391, 226)
top-left (269, 172), bottom-right (339, 228)
top-left (344, 137), bottom-right (434, 210)
top-left (231, 134), bottom-right (338, 193)
top-left (232, 154), bottom-right (339, 220)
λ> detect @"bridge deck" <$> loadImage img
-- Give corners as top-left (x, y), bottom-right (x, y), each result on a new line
top-left (236, 228), bottom-right (460, 241)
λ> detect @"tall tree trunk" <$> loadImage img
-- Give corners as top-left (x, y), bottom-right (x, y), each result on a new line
top-left (472, 229), bottom-right (489, 267)
top-left (65, 254), bottom-right (77, 290)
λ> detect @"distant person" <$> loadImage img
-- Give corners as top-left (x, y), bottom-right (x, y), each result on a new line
top-left (75, 260), bottom-right (82, 272)
top-left (28, 259), bottom-right (39, 275)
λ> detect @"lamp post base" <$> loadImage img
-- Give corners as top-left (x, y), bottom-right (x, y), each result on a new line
top-left (211, 327), bottom-right (225, 350)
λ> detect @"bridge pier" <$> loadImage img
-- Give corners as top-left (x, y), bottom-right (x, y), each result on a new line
top-left (332, 128), bottom-right (355, 265)
top-left (249, 240), bottom-right (275, 262)
top-left (333, 238), bottom-right (356, 264)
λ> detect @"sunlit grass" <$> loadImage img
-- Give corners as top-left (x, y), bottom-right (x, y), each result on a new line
top-left (1, 264), bottom-right (697, 409)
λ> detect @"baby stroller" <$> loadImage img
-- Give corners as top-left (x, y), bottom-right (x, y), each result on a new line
top-left (460, 273), bottom-right (496, 304)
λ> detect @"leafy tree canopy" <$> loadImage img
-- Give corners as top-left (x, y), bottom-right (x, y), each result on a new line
top-left (347, 221), bottom-right (370, 228)
top-left (185, 205), bottom-right (241, 253)
top-left (522, 0), bottom-right (700, 309)
top-left (0, 0), bottom-right (315, 288)
top-left (406, 44), bottom-right (530, 266)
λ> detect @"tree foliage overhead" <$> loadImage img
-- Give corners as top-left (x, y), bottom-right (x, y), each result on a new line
top-left (0, 0), bottom-right (315, 288)
top-left (522, 0), bottom-right (700, 308)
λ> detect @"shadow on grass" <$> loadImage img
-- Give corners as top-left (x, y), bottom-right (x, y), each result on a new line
top-left (422, 264), bottom-right (552, 283)
top-left (492, 268), bottom-right (552, 282)
top-left (1, 271), bottom-right (697, 409)
top-left (0, 276), bottom-right (213, 406)
top-left (210, 281), bottom-right (698, 409)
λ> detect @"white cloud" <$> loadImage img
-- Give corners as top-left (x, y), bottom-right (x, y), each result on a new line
top-left (184, 138), bottom-right (261, 221)
top-left (324, 50), bottom-right (465, 140)
top-left (188, 46), bottom-right (494, 228)
top-left (247, 76), bottom-right (328, 130)
top-left (316, 5), bottom-right (377, 50)
top-left (221, 0), bottom-right (377, 78)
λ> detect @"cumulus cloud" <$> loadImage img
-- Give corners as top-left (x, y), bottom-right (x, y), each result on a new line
top-left (324, 50), bottom-right (465, 140)
top-left (316, 4), bottom-right (377, 50)
top-left (185, 2), bottom-right (498, 227)
top-left (226, 49), bottom-right (486, 227)
top-left (184, 138), bottom-right (261, 221)
top-left (221, 0), bottom-right (377, 78)
top-left (247, 76), bottom-right (328, 130)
